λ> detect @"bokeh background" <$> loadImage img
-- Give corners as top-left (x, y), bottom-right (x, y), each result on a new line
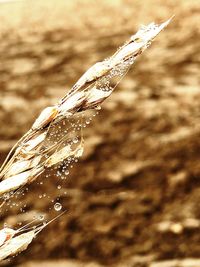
top-left (0, 0), bottom-right (200, 266)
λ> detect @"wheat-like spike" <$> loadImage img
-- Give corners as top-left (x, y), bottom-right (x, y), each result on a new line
top-left (0, 19), bottom-right (172, 200)
top-left (0, 211), bottom-right (66, 261)
top-left (0, 18), bottom-right (172, 262)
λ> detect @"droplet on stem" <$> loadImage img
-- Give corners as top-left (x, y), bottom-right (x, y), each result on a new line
top-left (54, 202), bottom-right (62, 211)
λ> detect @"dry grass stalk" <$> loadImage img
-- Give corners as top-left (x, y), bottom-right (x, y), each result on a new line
top-left (0, 18), bottom-right (172, 260)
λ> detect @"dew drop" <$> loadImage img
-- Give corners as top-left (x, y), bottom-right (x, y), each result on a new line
top-left (95, 105), bottom-right (101, 110)
top-left (3, 193), bottom-right (10, 200)
top-left (38, 215), bottom-right (45, 221)
top-left (54, 202), bottom-right (62, 211)
top-left (73, 137), bottom-right (79, 144)
top-left (65, 170), bottom-right (69, 175)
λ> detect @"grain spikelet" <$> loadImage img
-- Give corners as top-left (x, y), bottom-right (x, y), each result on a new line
top-left (0, 19), bottom-right (172, 199)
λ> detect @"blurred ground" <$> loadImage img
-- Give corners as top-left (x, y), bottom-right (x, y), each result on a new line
top-left (0, 0), bottom-right (200, 266)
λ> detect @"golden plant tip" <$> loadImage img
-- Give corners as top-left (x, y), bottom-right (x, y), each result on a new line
top-left (161, 15), bottom-right (175, 28)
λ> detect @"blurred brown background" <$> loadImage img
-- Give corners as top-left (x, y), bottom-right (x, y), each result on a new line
top-left (0, 0), bottom-right (200, 266)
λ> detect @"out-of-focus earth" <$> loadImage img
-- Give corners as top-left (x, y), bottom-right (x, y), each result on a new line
top-left (0, 0), bottom-right (200, 266)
